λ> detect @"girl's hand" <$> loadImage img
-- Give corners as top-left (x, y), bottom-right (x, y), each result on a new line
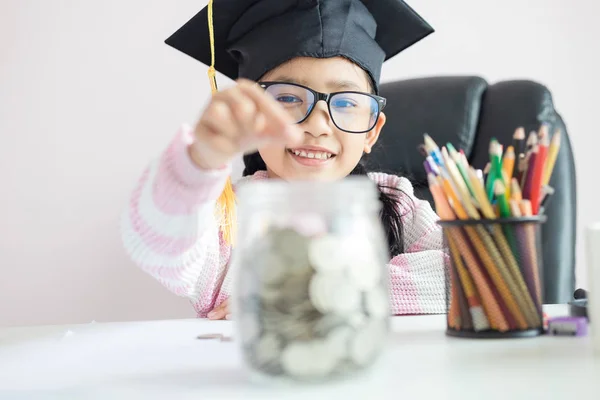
top-left (189, 79), bottom-right (303, 170)
top-left (207, 298), bottom-right (231, 320)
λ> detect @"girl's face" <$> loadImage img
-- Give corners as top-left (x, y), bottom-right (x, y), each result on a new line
top-left (258, 56), bottom-right (386, 181)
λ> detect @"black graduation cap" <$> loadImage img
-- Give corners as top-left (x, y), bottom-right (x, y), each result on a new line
top-left (165, 0), bottom-right (433, 93)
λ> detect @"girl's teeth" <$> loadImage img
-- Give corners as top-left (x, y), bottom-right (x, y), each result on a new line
top-left (292, 150), bottom-right (332, 160)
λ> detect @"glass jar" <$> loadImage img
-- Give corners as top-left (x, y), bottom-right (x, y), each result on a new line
top-left (230, 176), bottom-right (390, 383)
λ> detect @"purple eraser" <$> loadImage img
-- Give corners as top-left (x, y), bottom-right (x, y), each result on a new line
top-left (547, 316), bottom-right (588, 336)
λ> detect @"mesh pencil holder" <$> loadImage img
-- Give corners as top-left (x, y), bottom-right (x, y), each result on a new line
top-left (437, 216), bottom-right (546, 338)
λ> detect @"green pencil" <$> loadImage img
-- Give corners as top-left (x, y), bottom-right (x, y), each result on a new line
top-left (486, 139), bottom-right (503, 200)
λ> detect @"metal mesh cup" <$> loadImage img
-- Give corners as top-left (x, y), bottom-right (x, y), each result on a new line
top-left (437, 216), bottom-right (546, 338)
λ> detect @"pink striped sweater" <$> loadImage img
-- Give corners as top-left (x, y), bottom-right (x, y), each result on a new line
top-left (121, 125), bottom-right (448, 317)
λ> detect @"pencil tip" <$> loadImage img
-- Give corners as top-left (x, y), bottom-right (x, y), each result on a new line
top-left (514, 127), bottom-right (526, 140)
top-left (427, 173), bottom-right (437, 186)
top-left (494, 180), bottom-right (506, 194)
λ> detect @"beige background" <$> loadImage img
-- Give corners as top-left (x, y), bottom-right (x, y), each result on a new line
top-left (0, 0), bottom-right (596, 327)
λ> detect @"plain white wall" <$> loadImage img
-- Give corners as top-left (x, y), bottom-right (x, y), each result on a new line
top-left (0, 0), bottom-right (596, 327)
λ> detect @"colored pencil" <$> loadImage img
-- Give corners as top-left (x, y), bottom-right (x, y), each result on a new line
top-left (526, 130), bottom-right (539, 152)
top-left (516, 153), bottom-right (526, 183)
top-left (494, 181), bottom-right (511, 218)
top-left (513, 127), bottom-right (526, 165)
top-left (529, 128), bottom-right (549, 214)
top-left (542, 129), bottom-right (561, 186)
top-left (447, 235), bottom-right (490, 331)
top-left (424, 134), bottom-right (443, 166)
top-left (522, 145), bottom-right (538, 197)
top-left (519, 200), bottom-right (542, 311)
top-left (502, 146), bottom-right (515, 197)
top-left (447, 143), bottom-right (475, 198)
top-left (486, 140), bottom-right (503, 200)
top-left (453, 263), bottom-right (473, 330)
top-left (510, 178), bottom-right (523, 202)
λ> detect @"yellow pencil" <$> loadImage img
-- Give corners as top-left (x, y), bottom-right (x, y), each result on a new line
top-left (502, 146), bottom-right (515, 184)
top-left (542, 129), bottom-right (561, 186)
top-left (510, 178), bottom-right (523, 202)
top-left (467, 168), bottom-right (496, 219)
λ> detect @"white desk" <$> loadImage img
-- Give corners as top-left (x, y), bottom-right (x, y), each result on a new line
top-left (0, 305), bottom-right (598, 399)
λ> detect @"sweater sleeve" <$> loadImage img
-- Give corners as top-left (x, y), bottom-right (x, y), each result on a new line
top-left (120, 124), bottom-right (233, 317)
top-left (370, 173), bottom-right (449, 315)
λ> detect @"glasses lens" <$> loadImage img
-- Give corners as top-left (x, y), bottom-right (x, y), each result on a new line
top-left (330, 93), bottom-right (379, 133)
top-left (264, 83), bottom-right (315, 123)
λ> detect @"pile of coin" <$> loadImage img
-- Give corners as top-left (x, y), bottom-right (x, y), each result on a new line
top-left (235, 225), bottom-right (389, 381)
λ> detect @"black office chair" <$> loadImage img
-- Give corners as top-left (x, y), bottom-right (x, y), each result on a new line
top-left (368, 76), bottom-right (577, 304)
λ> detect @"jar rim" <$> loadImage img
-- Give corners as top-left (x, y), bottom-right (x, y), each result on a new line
top-left (236, 175), bottom-right (381, 212)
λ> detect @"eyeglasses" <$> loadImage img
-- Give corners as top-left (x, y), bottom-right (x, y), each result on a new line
top-left (259, 81), bottom-right (387, 134)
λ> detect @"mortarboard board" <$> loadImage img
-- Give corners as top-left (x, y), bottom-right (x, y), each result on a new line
top-left (165, 0), bottom-right (434, 94)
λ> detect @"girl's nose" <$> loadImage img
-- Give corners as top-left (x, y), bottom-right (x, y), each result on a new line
top-left (301, 101), bottom-right (333, 137)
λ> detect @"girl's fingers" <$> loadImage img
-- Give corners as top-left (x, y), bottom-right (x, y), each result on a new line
top-left (198, 100), bottom-right (239, 139)
top-left (207, 299), bottom-right (229, 320)
top-left (222, 86), bottom-right (258, 133)
top-left (237, 80), bottom-right (303, 142)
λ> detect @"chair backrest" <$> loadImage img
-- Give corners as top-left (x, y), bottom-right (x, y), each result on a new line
top-left (367, 76), bottom-right (577, 304)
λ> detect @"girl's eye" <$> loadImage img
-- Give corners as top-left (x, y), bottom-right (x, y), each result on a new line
top-left (332, 98), bottom-right (357, 108)
top-left (276, 95), bottom-right (302, 104)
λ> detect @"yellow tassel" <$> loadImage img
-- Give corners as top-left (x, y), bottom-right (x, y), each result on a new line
top-left (207, 0), bottom-right (236, 246)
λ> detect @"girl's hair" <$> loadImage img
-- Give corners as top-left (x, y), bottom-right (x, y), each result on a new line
top-left (242, 152), bottom-right (410, 256)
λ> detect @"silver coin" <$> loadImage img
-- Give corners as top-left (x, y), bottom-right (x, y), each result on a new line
top-left (272, 228), bottom-right (311, 269)
top-left (260, 252), bottom-right (288, 286)
top-left (325, 325), bottom-right (353, 359)
top-left (280, 342), bottom-right (313, 378)
top-left (309, 272), bottom-right (361, 315)
top-left (254, 333), bottom-right (283, 366)
top-left (308, 234), bottom-right (346, 272)
top-left (311, 340), bottom-right (340, 377)
top-left (259, 284), bottom-right (281, 304)
top-left (313, 314), bottom-right (347, 336)
top-left (349, 319), bottom-right (387, 366)
top-left (347, 252), bottom-right (381, 291)
top-left (280, 340), bottom-right (338, 379)
top-left (349, 313), bottom-right (368, 329)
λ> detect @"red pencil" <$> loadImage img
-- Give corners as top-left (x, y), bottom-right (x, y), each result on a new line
top-left (530, 129), bottom-right (549, 214)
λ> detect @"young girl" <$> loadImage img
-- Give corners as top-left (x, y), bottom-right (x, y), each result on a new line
top-left (121, 0), bottom-right (448, 320)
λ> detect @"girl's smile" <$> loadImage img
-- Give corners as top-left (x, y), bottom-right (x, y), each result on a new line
top-left (286, 145), bottom-right (337, 167)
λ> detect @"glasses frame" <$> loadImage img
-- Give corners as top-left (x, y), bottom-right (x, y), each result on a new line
top-left (258, 81), bottom-right (387, 134)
